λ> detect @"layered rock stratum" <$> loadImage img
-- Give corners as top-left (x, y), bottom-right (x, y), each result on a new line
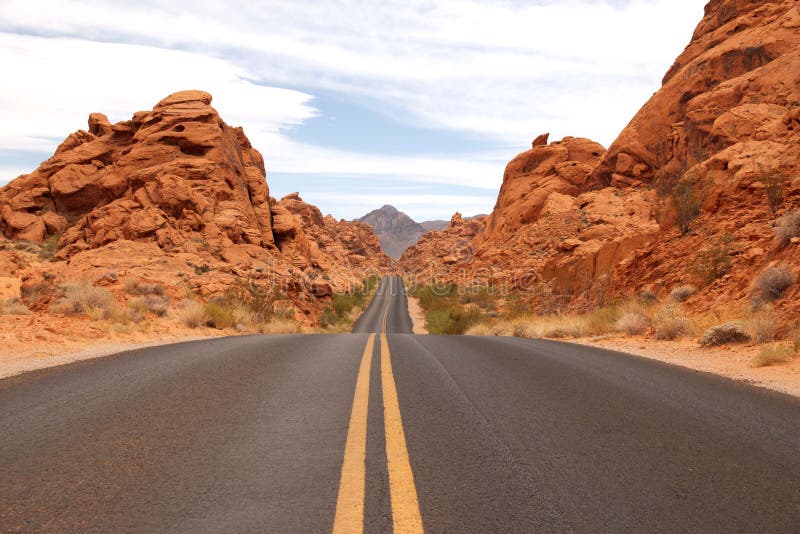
top-left (400, 0), bottom-right (799, 323)
top-left (0, 90), bottom-right (390, 323)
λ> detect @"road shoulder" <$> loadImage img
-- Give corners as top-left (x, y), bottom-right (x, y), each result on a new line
top-left (568, 334), bottom-right (800, 397)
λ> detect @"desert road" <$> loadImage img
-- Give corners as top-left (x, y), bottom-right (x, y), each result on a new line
top-left (1, 276), bottom-right (799, 532)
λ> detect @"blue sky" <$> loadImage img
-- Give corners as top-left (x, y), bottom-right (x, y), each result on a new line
top-left (0, 0), bottom-right (704, 221)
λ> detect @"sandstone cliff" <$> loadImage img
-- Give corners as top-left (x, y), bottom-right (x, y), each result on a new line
top-left (400, 0), bottom-right (799, 322)
top-left (0, 91), bottom-right (390, 324)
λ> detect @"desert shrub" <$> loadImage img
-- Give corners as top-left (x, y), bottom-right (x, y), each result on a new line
top-left (670, 284), bottom-right (697, 302)
top-left (700, 321), bottom-right (750, 346)
top-left (129, 296), bottom-right (169, 317)
top-left (124, 278), bottom-right (165, 296)
top-left (261, 319), bottom-right (302, 334)
top-left (654, 306), bottom-right (689, 340)
top-left (465, 323), bottom-right (495, 336)
top-left (460, 286), bottom-right (499, 311)
top-left (690, 234), bottom-right (734, 284)
top-left (745, 309), bottom-right (777, 344)
top-left (0, 298), bottom-right (32, 315)
top-left (319, 275), bottom-right (380, 328)
top-left (639, 290), bottom-right (658, 304)
top-left (425, 305), bottom-right (481, 335)
top-left (180, 300), bottom-right (208, 328)
top-left (38, 233), bottom-right (60, 261)
top-left (579, 305), bottom-right (620, 337)
top-left (51, 282), bottom-right (114, 319)
top-left (670, 178), bottom-right (703, 234)
top-left (512, 321), bottom-right (534, 338)
top-left (754, 264), bottom-right (796, 302)
top-left (752, 344), bottom-right (796, 368)
top-left (320, 307), bottom-right (340, 328)
top-left (761, 171), bottom-right (785, 213)
top-left (203, 302), bottom-right (235, 329)
top-left (615, 311), bottom-right (650, 335)
top-left (774, 210), bottom-right (800, 249)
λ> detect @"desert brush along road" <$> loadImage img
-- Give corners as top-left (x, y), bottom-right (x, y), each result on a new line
top-left (1, 275), bottom-right (799, 532)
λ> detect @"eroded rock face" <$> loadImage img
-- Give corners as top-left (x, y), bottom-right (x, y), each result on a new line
top-left (1, 90), bottom-right (276, 255)
top-left (589, 0), bottom-right (800, 190)
top-left (400, 0), bottom-right (800, 321)
top-left (0, 91), bottom-right (391, 324)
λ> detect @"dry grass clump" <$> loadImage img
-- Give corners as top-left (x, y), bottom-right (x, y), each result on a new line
top-left (129, 296), bottom-right (170, 319)
top-left (180, 299), bottom-right (208, 328)
top-left (669, 284), bottom-right (696, 302)
top-left (700, 322), bottom-right (750, 347)
top-left (774, 210), bottom-right (800, 248)
top-left (0, 298), bottom-right (32, 315)
top-left (615, 311), bottom-right (650, 335)
top-left (752, 344), bottom-right (797, 368)
top-left (50, 282), bottom-right (114, 319)
top-left (124, 278), bottom-right (165, 296)
top-left (653, 305), bottom-right (689, 340)
top-left (754, 264), bottom-right (796, 302)
top-left (613, 300), bottom-right (654, 335)
top-left (465, 322), bottom-right (495, 336)
top-left (744, 308), bottom-right (777, 344)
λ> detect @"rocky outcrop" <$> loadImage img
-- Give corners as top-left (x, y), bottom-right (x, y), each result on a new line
top-left (475, 136), bottom-right (605, 249)
top-left (400, 0), bottom-right (800, 322)
top-left (0, 91), bottom-right (390, 324)
top-left (399, 212), bottom-right (487, 278)
top-left (357, 205), bottom-right (426, 259)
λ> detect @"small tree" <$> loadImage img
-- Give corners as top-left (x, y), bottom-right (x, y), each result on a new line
top-left (690, 234), bottom-right (734, 284)
top-left (671, 178), bottom-right (703, 234)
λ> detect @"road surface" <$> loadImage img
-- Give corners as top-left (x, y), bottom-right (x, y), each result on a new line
top-left (1, 276), bottom-right (799, 532)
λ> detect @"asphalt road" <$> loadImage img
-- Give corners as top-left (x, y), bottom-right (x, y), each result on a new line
top-left (1, 276), bottom-right (799, 532)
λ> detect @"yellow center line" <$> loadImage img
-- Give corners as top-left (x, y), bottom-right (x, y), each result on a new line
top-left (381, 332), bottom-right (424, 533)
top-left (381, 277), bottom-right (392, 333)
top-left (332, 333), bottom-right (375, 534)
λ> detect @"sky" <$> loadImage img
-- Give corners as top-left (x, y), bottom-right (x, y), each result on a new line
top-left (0, 0), bottom-right (705, 221)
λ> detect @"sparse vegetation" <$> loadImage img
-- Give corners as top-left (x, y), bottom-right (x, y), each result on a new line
top-left (653, 305), bottom-right (689, 340)
top-left (180, 299), bottom-right (208, 328)
top-left (203, 301), bottom-right (236, 329)
top-left (50, 282), bottom-right (114, 319)
top-left (700, 322), bottom-right (750, 346)
top-left (669, 284), bottom-right (696, 302)
top-left (124, 278), bottom-right (165, 296)
top-left (0, 298), bottom-right (32, 315)
top-left (409, 283), bottom-right (487, 335)
top-left (774, 210), bottom-right (800, 249)
top-left (670, 177), bottom-right (703, 234)
top-left (38, 233), bottom-right (60, 261)
top-left (615, 310), bottom-right (650, 335)
top-left (745, 308), bottom-right (777, 344)
top-left (320, 275), bottom-right (380, 330)
top-left (752, 344), bottom-right (797, 368)
top-left (129, 295), bottom-right (169, 317)
top-left (754, 263), bottom-right (796, 302)
top-left (761, 170), bottom-right (784, 213)
top-left (690, 234), bottom-right (733, 284)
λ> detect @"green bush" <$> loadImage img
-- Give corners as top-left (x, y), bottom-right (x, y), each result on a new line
top-left (425, 305), bottom-right (481, 335)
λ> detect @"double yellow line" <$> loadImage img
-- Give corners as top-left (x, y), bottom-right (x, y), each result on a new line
top-left (333, 280), bottom-right (423, 533)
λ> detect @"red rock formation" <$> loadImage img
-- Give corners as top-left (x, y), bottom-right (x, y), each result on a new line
top-left (0, 91), bottom-right (390, 324)
top-left (401, 0), bottom-right (800, 322)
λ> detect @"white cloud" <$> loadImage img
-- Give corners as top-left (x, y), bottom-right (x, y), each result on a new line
top-left (0, 0), bottom-right (704, 144)
top-left (0, 33), bottom-right (316, 153)
top-left (0, 1), bottom-right (707, 218)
